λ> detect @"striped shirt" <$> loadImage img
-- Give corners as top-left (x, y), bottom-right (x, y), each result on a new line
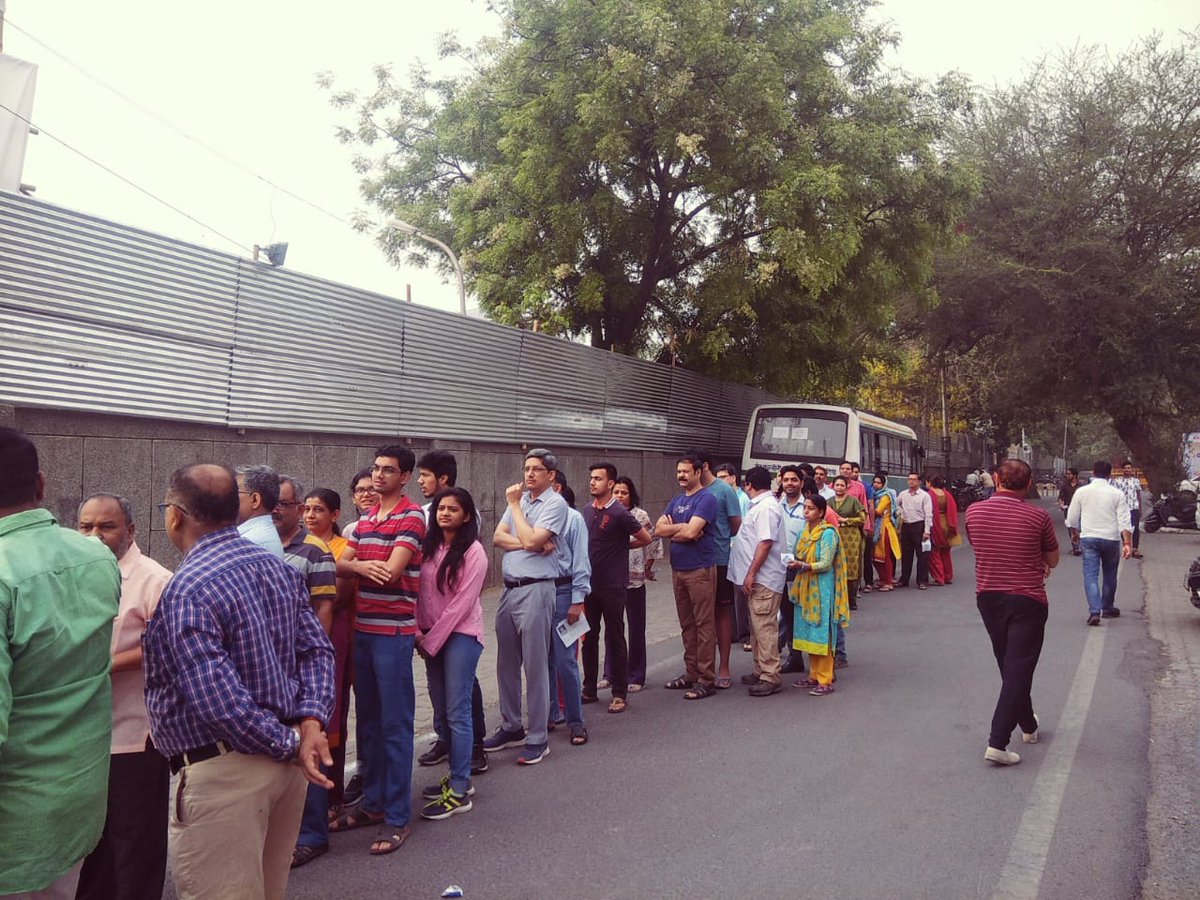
top-left (349, 497), bottom-right (426, 635)
top-left (965, 493), bottom-right (1058, 604)
top-left (143, 527), bottom-right (335, 759)
top-left (282, 528), bottom-right (337, 608)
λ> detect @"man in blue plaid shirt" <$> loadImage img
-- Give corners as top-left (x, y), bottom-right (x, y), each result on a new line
top-left (143, 463), bottom-right (334, 900)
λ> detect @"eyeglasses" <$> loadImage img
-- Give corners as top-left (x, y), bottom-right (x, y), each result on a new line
top-left (371, 465), bottom-right (400, 476)
top-left (353, 486), bottom-right (376, 495)
top-left (157, 502), bottom-right (189, 517)
top-left (523, 465), bottom-right (548, 474)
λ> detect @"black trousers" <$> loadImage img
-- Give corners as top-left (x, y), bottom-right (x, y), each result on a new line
top-left (977, 592), bottom-right (1047, 750)
top-left (899, 522), bottom-right (929, 586)
top-left (583, 586), bottom-right (629, 698)
top-left (778, 571), bottom-right (805, 671)
top-left (76, 741), bottom-right (170, 900)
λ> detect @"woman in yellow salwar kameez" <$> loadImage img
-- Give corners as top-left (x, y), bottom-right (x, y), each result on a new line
top-left (871, 474), bottom-right (901, 591)
top-left (787, 495), bottom-right (851, 696)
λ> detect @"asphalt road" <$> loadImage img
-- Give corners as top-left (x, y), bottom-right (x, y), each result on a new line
top-left (281, 503), bottom-right (1185, 900)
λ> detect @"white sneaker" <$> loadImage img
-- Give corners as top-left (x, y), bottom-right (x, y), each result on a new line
top-left (985, 747), bottom-right (1021, 766)
top-left (1022, 714), bottom-right (1040, 744)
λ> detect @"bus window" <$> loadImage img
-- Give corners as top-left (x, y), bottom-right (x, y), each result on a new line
top-left (749, 409), bottom-right (849, 464)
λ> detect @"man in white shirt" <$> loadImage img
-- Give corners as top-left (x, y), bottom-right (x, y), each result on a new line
top-left (813, 466), bottom-right (836, 500)
top-left (1066, 460), bottom-right (1132, 625)
top-left (1110, 460), bottom-right (1144, 559)
top-left (730, 466), bottom-right (788, 696)
top-left (896, 472), bottom-right (933, 589)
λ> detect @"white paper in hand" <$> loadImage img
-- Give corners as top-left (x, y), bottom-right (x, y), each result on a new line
top-left (556, 613), bottom-right (590, 647)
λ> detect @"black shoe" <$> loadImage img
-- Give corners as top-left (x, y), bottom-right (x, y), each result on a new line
top-left (1087, 613), bottom-right (1101, 626)
top-left (482, 726), bottom-right (526, 752)
top-left (421, 775), bottom-right (476, 801)
top-left (780, 658), bottom-right (806, 674)
top-left (471, 745), bottom-right (489, 774)
top-left (849, 601), bottom-right (858, 610)
top-left (420, 784), bottom-right (473, 820)
top-left (749, 681), bottom-right (781, 697)
top-left (418, 739), bottom-right (448, 767)
top-left (342, 774), bottom-right (363, 807)
top-left (740, 672), bottom-right (761, 686)
top-left (1101, 608), bottom-right (1121, 618)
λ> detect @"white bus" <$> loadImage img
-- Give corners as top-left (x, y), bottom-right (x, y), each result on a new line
top-left (742, 403), bottom-right (920, 492)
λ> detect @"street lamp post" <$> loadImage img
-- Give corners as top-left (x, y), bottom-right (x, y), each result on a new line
top-left (384, 218), bottom-right (466, 315)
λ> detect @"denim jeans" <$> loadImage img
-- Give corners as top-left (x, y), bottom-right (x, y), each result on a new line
top-left (424, 632), bottom-right (483, 794)
top-left (1081, 537), bottom-right (1121, 615)
top-left (548, 585), bottom-right (585, 728)
top-left (1130, 509), bottom-right (1141, 550)
top-left (297, 767), bottom-right (331, 849)
top-left (353, 631), bottom-right (415, 827)
top-left (835, 623), bottom-right (847, 662)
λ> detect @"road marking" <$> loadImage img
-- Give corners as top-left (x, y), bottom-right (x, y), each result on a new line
top-left (991, 560), bottom-right (1118, 900)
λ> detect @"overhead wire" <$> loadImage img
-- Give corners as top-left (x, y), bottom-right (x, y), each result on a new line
top-left (0, 99), bottom-right (251, 255)
top-left (3, 16), bottom-right (356, 229)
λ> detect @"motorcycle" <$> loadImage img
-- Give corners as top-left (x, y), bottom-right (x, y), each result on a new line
top-left (1142, 490), bottom-right (1198, 533)
top-left (952, 480), bottom-right (984, 511)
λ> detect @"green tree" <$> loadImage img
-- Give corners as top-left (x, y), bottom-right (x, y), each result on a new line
top-left (926, 33), bottom-right (1200, 489)
top-left (323, 0), bottom-right (971, 394)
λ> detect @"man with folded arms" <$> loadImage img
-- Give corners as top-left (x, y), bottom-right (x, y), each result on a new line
top-left (143, 463), bottom-right (334, 900)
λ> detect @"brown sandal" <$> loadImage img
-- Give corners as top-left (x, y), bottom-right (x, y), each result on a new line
top-left (607, 697), bottom-right (627, 714)
top-left (329, 804), bottom-right (385, 833)
top-left (369, 825), bottom-right (411, 856)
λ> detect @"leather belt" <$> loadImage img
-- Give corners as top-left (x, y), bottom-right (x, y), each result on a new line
top-left (503, 576), bottom-right (553, 588)
top-left (168, 741), bottom-right (231, 775)
top-left (554, 576), bottom-right (572, 586)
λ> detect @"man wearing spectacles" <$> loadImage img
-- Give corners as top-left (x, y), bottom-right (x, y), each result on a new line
top-left (144, 463), bottom-right (334, 899)
top-left (236, 464), bottom-right (285, 558)
top-left (487, 448), bottom-right (570, 766)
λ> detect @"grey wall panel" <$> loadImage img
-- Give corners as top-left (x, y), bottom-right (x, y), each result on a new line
top-left (513, 331), bottom-right (608, 446)
top-left (666, 367), bottom-right (725, 452)
top-left (0, 307), bottom-right (230, 422)
top-left (601, 353), bottom-right (672, 449)
top-left (0, 192), bottom-right (238, 345)
top-left (399, 304), bottom-right (522, 443)
top-left (227, 349), bottom-right (401, 435)
top-left (719, 383), bottom-right (769, 459)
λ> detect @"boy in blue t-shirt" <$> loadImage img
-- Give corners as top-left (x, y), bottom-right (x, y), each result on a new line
top-left (655, 455), bottom-right (719, 698)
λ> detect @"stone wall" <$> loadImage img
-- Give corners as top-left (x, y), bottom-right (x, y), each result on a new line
top-left (8, 405), bottom-right (687, 585)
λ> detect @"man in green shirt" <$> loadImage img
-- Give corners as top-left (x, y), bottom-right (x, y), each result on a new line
top-left (0, 428), bottom-right (121, 897)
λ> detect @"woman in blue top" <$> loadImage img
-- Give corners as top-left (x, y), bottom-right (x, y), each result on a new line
top-left (787, 494), bottom-right (851, 696)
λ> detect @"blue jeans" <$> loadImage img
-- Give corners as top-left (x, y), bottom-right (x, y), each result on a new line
top-left (548, 585), bottom-right (585, 728)
top-left (1081, 537), bottom-right (1120, 615)
top-left (353, 631), bottom-right (415, 827)
top-left (835, 623), bottom-right (847, 662)
top-left (297, 768), bottom-right (331, 849)
top-left (424, 632), bottom-right (483, 794)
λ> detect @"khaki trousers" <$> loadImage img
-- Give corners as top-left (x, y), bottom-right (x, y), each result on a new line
top-left (169, 751), bottom-right (307, 900)
top-left (747, 584), bottom-right (783, 684)
top-left (672, 566), bottom-right (717, 685)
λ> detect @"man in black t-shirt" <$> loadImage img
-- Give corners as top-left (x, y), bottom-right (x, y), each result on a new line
top-left (581, 463), bottom-right (652, 714)
top-left (1057, 468), bottom-right (1082, 555)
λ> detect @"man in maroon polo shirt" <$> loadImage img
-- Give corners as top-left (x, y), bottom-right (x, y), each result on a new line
top-left (965, 458), bottom-right (1059, 767)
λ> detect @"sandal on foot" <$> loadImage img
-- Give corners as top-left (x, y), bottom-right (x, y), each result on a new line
top-left (330, 805), bottom-right (385, 833)
top-left (369, 825), bottom-right (411, 856)
top-left (627, 683), bottom-right (643, 693)
top-left (570, 725), bottom-right (589, 745)
top-left (715, 676), bottom-right (732, 689)
top-left (291, 844), bottom-right (328, 869)
top-left (597, 679), bottom-right (611, 690)
top-left (684, 683), bottom-right (716, 700)
top-left (664, 676), bottom-right (693, 690)
top-left (741, 642), bottom-right (753, 652)
top-left (580, 692), bottom-right (599, 704)
top-left (607, 697), bottom-right (627, 714)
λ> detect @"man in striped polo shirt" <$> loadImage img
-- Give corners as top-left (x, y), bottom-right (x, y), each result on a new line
top-left (335, 445), bottom-right (426, 855)
top-left (965, 458), bottom-right (1059, 767)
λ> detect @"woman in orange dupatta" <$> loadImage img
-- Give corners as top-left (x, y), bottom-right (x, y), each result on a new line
top-left (926, 476), bottom-right (962, 585)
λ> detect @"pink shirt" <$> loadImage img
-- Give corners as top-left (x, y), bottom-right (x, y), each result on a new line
top-left (114, 543), bottom-right (171, 753)
top-left (417, 541), bottom-right (488, 657)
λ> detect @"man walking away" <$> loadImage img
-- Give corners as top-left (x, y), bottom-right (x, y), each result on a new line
top-left (897, 472), bottom-right (933, 589)
top-left (1066, 460), bottom-right (1132, 625)
top-left (965, 459), bottom-right (1059, 766)
top-left (730, 467), bottom-right (787, 696)
top-left (0, 429), bottom-right (121, 899)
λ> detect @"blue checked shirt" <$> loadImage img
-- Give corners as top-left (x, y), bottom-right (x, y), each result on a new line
top-left (143, 527), bottom-right (335, 761)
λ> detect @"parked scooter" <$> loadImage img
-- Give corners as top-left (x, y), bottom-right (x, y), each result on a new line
top-left (1143, 490), bottom-right (1198, 533)
top-left (952, 480), bottom-right (984, 511)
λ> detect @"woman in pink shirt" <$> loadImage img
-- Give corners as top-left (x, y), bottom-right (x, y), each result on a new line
top-left (416, 487), bottom-right (488, 821)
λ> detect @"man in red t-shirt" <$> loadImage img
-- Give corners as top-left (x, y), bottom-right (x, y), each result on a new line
top-left (965, 458), bottom-right (1059, 767)
top-left (334, 445), bottom-right (425, 855)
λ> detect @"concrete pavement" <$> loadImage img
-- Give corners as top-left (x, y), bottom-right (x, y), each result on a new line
top-left (284, 505), bottom-right (1177, 899)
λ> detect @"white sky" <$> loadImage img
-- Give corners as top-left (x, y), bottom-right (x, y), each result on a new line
top-left (4, 0), bottom-right (1197, 315)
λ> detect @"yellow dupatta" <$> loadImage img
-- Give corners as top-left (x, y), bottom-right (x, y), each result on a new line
top-left (874, 492), bottom-right (901, 562)
top-left (791, 521), bottom-right (851, 629)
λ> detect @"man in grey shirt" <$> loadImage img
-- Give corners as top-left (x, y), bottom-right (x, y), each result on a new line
top-left (488, 448), bottom-right (569, 765)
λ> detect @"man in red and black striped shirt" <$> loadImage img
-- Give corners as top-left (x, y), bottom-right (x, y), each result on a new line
top-left (335, 445), bottom-right (425, 854)
top-left (965, 458), bottom-right (1059, 767)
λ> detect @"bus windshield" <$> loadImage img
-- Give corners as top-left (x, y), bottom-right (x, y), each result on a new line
top-left (750, 409), bottom-right (848, 464)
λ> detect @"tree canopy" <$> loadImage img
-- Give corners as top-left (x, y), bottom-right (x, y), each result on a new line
top-left (923, 32), bottom-right (1200, 487)
top-left (324, 0), bottom-right (972, 394)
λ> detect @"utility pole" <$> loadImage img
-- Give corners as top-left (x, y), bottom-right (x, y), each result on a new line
top-left (940, 363), bottom-right (950, 479)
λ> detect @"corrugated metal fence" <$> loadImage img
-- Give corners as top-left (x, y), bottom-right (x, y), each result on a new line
top-left (0, 191), bottom-right (777, 455)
